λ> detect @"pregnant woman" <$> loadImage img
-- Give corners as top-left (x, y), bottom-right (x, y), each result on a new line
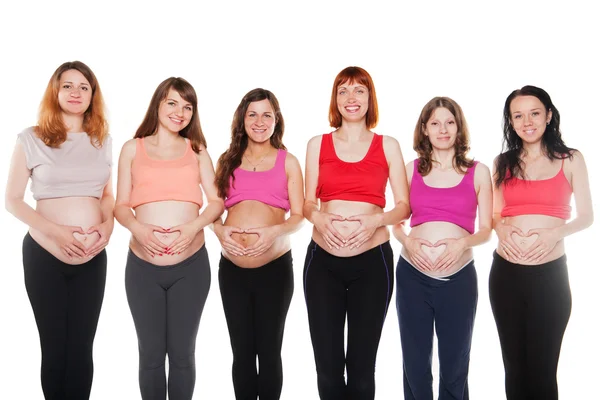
top-left (213, 88), bottom-right (304, 399)
top-left (489, 85), bottom-right (593, 400)
top-left (114, 77), bottom-right (224, 400)
top-left (5, 61), bottom-right (113, 399)
top-left (303, 66), bottom-right (410, 400)
top-left (393, 97), bottom-right (492, 400)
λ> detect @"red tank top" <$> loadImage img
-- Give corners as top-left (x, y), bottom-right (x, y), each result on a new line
top-left (501, 158), bottom-right (572, 219)
top-left (316, 133), bottom-right (388, 208)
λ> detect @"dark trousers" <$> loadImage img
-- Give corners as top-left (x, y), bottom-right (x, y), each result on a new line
top-left (218, 251), bottom-right (294, 400)
top-left (303, 240), bottom-right (394, 400)
top-left (22, 233), bottom-right (106, 400)
top-left (489, 251), bottom-right (571, 400)
top-left (125, 246), bottom-right (211, 400)
top-left (396, 256), bottom-right (478, 400)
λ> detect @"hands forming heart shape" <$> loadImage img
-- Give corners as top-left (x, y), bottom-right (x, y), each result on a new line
top-left (153, 230), bottom-right (181, 247)
top-left (330, 218), bottom-right (362, 241)
top-left (420, 243), bottom-right (448, 264)
top-left (511, 232), bottom-right (539, 252)
top-left (72, 231), bottom-right (101, 251)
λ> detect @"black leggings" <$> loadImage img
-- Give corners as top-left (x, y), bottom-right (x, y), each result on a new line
top-left (22, 233), bottom-right (106, 400)
top-left (303, 240), bottom-right (394, 400)
top-left (489, 251), bottom-right (571, 400)
top-left (218, 251), bottom-right (294, 400)
top-left (125, 246), bottom-right (211, 400)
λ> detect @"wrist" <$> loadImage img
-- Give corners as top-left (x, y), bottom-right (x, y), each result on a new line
top-left (375, 213), bottom-right (385, 228)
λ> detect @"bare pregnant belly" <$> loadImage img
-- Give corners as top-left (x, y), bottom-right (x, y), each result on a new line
top-left (31, 197), bottom-right (103, 265)
top-left (224, 201), bottom-right (289, 268)
top-left (132, 201), bottom-right (204, 266)
top-left (403, 221), bottom-right (473, 277)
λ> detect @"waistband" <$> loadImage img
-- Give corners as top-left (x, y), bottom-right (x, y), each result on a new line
top-left (398, 254), bottom-right (475, 283)
top-left (127, 244), bottom-right (207, 270)
top-left (308, 239), bottom-right (392, 260)
top-left (492, 250), bottom-right (567, 272)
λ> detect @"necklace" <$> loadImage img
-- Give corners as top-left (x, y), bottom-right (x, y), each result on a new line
top-left (244, 150), bottom-right (270, 171)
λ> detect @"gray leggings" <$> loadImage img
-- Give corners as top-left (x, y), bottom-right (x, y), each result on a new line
top-left (125, 246), bottom-right (211, 400)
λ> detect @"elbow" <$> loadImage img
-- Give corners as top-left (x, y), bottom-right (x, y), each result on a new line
top-left (4, 196), bottom-right (19, 216)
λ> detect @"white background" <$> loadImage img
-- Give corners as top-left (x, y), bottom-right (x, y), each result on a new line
top-left (0, 1), bottom-right (598, 399)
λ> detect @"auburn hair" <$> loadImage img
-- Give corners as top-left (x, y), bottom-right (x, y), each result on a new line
top-left (328, 66), bottom-right (379, 129)
top-left (134, 77), bottom-right (207, 153)
top-left (215, 88), bottom-right (285, 199)
top-left (36, 61), bottom-right (108, 148)
top-left (413, 97), bottom-right (474, 175)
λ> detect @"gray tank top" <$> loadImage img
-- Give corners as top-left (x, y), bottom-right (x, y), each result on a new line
top-left (17, 127), bottom-right (112, 200)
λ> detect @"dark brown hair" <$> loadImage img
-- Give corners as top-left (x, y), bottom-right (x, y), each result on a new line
top-left (328, 66), bottom-right (378, 129)
top-left (215, 88), bottom-right (286, 199)
top-left (36, 61), bottom-right (108, 148)
top-left (413, 96), bottom-right (474, 175)
top-left (134, 77), bottom-right (206, 152)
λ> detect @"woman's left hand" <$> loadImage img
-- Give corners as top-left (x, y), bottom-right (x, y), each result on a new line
top-left (243, 226), bottom-right (280, 257)
top-left (432, 238), bottom-right (468, 271)
top-left (521, 228), bottom-right (561, 263)
top-left (85, 221), bottom-right (114, 258)
top-left (345, 214), bottom-right (382, 250)
top-left (166, 222), bottom-right (200, 255)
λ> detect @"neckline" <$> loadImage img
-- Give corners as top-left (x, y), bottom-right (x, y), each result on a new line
top-left (237, 149), bottom-right (281, 173)
top-left (330, 132), bottom-right (376, 164)
top-left (141, 137), bottom-right (190, 162)
top-left (420, 171), bottom-right (468, 189)
top-left (514, 165), bottom-right (564, 182)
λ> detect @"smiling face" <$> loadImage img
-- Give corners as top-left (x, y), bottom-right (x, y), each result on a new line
top-left (510, 95), bottom-right (552, 144)
top-left (244, 99), bottom-right (276, 144)
top-left (336, 80), bottom-right (369, 123)
top-left (57, 69), bottom-right (92, 117)
top-left (424, 107), bottom-right (458, 150)
top-left (157, 88), bottom-right (193, 133)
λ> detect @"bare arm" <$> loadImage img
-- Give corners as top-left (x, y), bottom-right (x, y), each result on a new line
top-left (113, 139), bottom-right (140, 232)
top-left (461, 162), bottom-right (493, 248)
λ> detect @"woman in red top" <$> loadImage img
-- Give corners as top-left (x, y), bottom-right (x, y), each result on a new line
top-left (490, 85), bottom-right (593, 400)
top-left (303, 66), bottom-right (410, 400)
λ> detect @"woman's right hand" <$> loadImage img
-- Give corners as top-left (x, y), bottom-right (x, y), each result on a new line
top-left (131, 222), bottom-right (169, 257)
top-left (49, 224), bottom-right (89, 259)
top-left (312, 211), bottom-right (346, 249)
top-left (495, 220), bottom-right (525, 261)
top-left (404, 237), bottom-right (436, 271)
top-left (214, 224), bottom-right (247, 257)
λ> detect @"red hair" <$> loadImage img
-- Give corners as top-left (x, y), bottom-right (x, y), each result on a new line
top-left (36, 61), bottom-right (108, 148)
top-left (328, 66), bottom-right (379, 129)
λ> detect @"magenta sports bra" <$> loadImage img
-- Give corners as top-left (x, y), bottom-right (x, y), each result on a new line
top-left (409, 159), bottom-right (479, 234)
top-left (224, 149), bottom-right (290, 212)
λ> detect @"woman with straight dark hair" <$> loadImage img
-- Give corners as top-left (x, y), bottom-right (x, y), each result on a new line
top-left (213, 88), bottom-right (304, 399)
top-left (394, 97), bottom-right (492, 400)
top-left (5, 61), bottom-right (113, 399)
top-left (114, 77), bottom-right (224, 400)
top-left (303, 66), bottom-right (410, 400)
top-left (490, 85), bottom-right (593, 400)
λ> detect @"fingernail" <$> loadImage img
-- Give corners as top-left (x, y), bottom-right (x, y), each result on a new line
top-left (158, 254), bottom-right (163, 256)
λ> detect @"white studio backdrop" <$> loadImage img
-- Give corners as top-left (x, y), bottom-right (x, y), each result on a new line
top-left (0, 1), bottom-right (598, 399)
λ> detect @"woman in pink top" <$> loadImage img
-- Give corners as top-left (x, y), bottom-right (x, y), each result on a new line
top-left (393, 97), bottom-right (493, 400)
top-left (213, 88), bottom-right (304, 400)
top-left (5, 61), bottom-right (113, 399)
top-left (114, 77), bottom-right (224, 400)
top-left (489, 86), bottom-right (594, 399)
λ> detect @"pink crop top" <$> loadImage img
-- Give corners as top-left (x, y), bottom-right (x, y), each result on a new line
top-left (501, 159), bottom-right (572, 219)
top-left (224, 149), bottom-right (290, 211)
top-left (18, 127), bottom-right (112, 200)
top-left (409, 160), bottom-right (479, 234)
top-left (130, 137), bottom-right (203, 208)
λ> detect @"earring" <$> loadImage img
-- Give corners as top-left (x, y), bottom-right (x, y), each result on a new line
top-left (547, 121), bottom-right (550, 125)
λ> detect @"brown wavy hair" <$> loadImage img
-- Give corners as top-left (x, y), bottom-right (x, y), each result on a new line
top-left (215, 88), bottom-right (286, 199)
top-left (134, 77), bottom-right (206, 153)
top-left (328, 66), bottom-right (379, 129)
top-left (413, 97), bottom-right (474, 175)
top-left (36, 61), bottom-right (108, 148)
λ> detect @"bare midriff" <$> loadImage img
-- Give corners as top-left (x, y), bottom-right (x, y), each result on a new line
top-left (403, 221), bottom-right (473, 277)
top-left (132, 200), bottom-right (204, 266)
top-left (313, 199), bottom-right (389, 257)
top-left (497, 214), bottom-right (566, 265)
top-left (31, 197), bottom-right (104, 265)
top-left (224, 200), bottom-right (289, 268)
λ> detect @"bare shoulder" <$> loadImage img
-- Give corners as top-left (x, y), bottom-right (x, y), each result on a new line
top-left (195, 143), bottom-right (211, 160)
top-left (306, 135), bottom-right (323, 151)
top-left (284, 151), bottom-right (300, 167)
top-left (567, 150), bottom-right (585, 165)
top-left (475, 161), bottom-right (491, 176)
top-left (120, 138), bottom-right (137, 157)
top-left (381, 134), bottom-right (400, 147)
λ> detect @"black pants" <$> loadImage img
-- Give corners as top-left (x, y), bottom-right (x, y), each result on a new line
top-left (303, 240), bottom-right (394, 400)
top-left (125, 246), bottom-right (211, 400)
top-left (489, 251), bottom-right (571, 400)
top-left (396, 257), bottom-right (477, 400)
top-left (218, 251), bottom-right (294, 400)
top-left (22, 233), bottom-right (106, 400)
